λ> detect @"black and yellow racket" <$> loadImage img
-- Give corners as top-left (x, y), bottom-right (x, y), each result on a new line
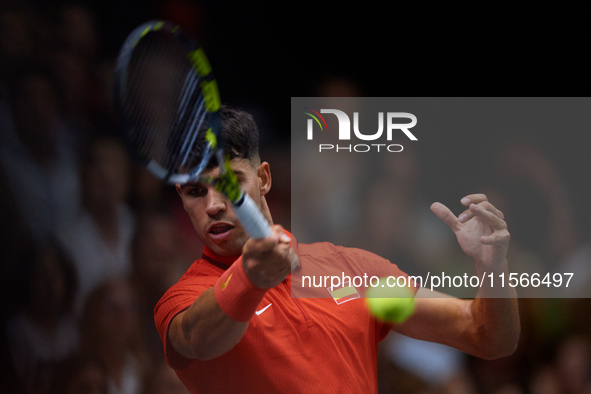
top-left (114, 21), bottom-right (272, 239)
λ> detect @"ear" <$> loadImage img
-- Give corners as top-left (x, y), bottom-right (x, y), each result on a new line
top-left (175, 184), bottom-right (187, 211)
top-left (257, 162), bottom-right (271, 196)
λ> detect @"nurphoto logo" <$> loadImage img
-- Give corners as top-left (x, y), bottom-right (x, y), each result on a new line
top-left (303, 107), bottom-right (417, 153)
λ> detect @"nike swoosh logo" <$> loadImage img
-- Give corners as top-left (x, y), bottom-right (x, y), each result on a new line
top-left (255, 303), bottom-right (272, 315)
top-left (220, 274), bottom-right (232, 290)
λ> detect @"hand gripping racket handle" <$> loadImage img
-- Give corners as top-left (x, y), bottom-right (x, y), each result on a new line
top-left (234, 192), bottom-right (299, 272)
top-left (233, 193), bottom-right (273, 239)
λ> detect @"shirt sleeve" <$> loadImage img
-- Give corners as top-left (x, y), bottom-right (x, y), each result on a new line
top-left (154, 274), bottom-right (217, 369)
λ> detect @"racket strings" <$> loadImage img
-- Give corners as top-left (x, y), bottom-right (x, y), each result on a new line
top-left (122, 30), bottom-right (209, 176)
top-left (171, 73), bottom-right (208, 169)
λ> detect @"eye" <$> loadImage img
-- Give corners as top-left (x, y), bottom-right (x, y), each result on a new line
top-left (187, 186), bottom-right (207, 197)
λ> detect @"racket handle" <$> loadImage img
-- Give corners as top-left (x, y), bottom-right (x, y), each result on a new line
top-left (233, 193), bottom-right (273, 239)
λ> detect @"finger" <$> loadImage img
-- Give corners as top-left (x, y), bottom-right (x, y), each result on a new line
top-left (430, 202), bottom-right (459, 229)
top-left (247, 237), bottom-right (278, 253)
top-left (281, 234), bottom-right (291, 244)
top-left (290, 250), bottom-right (299, 271)
top-left (246, 229), bottom-right (282, 253)
top-left (469, 203), bottom-right (506, 230)
top-left (480, 230), bottom-right (510, 245)
top-left (480, 235), bottom-right (496, 245)
top-left (460, 193), bottom-right (489, 206)
top-left (271, 224), bottom-right (290, 244)
top-left (478, 201), bottom-right (504, 220)
top-left (459, 201), bottom-right (504, 223)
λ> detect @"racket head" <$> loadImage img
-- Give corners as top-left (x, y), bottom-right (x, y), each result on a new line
top-left (113, 20), bottom-right (222, 184)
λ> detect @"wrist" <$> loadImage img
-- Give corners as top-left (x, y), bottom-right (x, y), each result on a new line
top-left (475, 258), bottom-right (509, 273)
top-left (241, 256), bottom-right (263, 288)
top-left (242, 255), bottom-right (289, 289)
top-left (214, 257), bottom-right (268, 322)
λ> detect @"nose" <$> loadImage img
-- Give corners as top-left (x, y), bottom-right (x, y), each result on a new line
top-left (205, 186), bottom-right (227, 216)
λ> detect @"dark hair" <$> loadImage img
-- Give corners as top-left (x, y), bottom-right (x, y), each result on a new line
top-left (184, 105), bottom-right (260, 171)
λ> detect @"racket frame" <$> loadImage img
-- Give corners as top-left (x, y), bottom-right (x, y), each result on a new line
top-left (114, 21), bottom-right (272, 239)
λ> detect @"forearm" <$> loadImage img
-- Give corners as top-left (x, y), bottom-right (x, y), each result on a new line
top-left (170, 255), bottom-right (271, 360)
top-left (469, 259), bottom-right (520, 359)
top-left (177, 287), bottom-right (249, 360)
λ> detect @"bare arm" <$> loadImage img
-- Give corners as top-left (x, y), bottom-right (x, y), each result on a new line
top-left (395, 265), bottom-right (520, 359)
top-left (393, 194), bottom-right (520, 359)
top-left (168, 288), bottom-right (249, 361)
top-left (168, 225), bottom-right (292, 361)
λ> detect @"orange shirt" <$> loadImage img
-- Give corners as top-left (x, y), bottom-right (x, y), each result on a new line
top-left (154, 236), bottom-right (416, 393)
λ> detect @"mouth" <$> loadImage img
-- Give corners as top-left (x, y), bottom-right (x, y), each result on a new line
top-left (208, 222), bottom-right (235, 241)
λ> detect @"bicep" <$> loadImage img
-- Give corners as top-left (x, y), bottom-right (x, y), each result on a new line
top-left (392, 287), bottom-right (478, 354)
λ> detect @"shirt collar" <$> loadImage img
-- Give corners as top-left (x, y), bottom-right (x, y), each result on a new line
top-left (202, 229), bottom-right (301, 271)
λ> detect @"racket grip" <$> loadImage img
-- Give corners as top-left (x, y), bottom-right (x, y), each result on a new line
top-left (233, 193), bottom-right (273, 239)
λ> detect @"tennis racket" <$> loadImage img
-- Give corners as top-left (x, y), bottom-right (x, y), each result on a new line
top-left (114, 21), bottom-right (272, 239)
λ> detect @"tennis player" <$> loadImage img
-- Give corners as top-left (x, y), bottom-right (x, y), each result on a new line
top-left (154, 106), bottom-right (520, 393)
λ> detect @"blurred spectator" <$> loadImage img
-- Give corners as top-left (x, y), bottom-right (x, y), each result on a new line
top-left (47, 352), bottom-right (109, 394)
top-left (141, 359), bottom-right (188, 394)
top-left (490, 383), bottom-right (524, 394)
top-left (79, 279), bottom-right (147, 394)
top-left (382, 331), bottom-right (465, 389)
top-left (433, 371), bottom-right (479, 394)
top-left (129, 167), bottom-right (173, 212)
top-left (130, 211), bottom-right (184, 359)
top-left (55, 3), bottom-right (99, 64)
top-left (376, 342), bottom-right (430, 393)
top-left (5, 238), bottom-right (79, 393)
top-left (529, 364), bottom-right (562, 394)
top-left (0, 69), bottom-right (82, 241)
top-left (315, 75), bottom-right (363, 97)
top-left (0, 4), bottom-right (36, 80)
top-left (495, 139), bottom-right (579, 268)
top-left (50, 3), bottom-right (110, 137)
top-left (58, 136), bottom-right (135, 307)
top-left (51, 47), bottom-right (102, 138)
top-left (555, 335), bottom-right (591, 394)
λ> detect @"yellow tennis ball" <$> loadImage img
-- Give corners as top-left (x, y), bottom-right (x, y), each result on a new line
top-left (365, 277), bottom-right (415, 323)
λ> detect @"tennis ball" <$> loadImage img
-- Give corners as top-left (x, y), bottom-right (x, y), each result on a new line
top-left (365, 277), bottom-right (415, 323)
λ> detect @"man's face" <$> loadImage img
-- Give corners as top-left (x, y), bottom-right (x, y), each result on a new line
top-left (177, 158), bottom-right (267, 256)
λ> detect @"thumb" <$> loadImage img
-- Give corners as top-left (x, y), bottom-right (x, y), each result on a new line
top-left (430, 202), bottom-right (458, 230)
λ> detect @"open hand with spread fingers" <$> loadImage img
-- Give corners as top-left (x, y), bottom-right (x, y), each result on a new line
top-left (430, 194), bottom-right (510, 268)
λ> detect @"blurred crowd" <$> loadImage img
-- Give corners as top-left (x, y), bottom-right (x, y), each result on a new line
top-left (0, 1), bottom-right (259, 393)
top-left (1, 1), bottom-right (590, 394)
